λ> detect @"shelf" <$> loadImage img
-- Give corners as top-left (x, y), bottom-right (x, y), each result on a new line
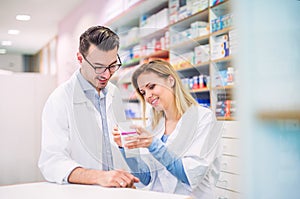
top-left (176, 61), bottom-right (210, 72)
top-left (169, 8), bottom-right (209, 30)
top-left (141, 50), bottom-right (169, 59)
top-left (190, 88), bottom-right (210, 93)
top-left (169, 34), bottom-right (210, 52)
top-left (211, 55), bottom-right (232, 63)
top-left (176, 62), bottom-right (210, 76)
top-left (257, 111), bottom-right (300, 121)
top-left (120, 40), bottom-right (140, 50)
top-left (213, 85), bottom-right (234, 90)
top-left (217, 117), bottom-right (235, 121)
top-left (211, 26), bottom-right (234, 36)
top-left (140, 26), bottom-right (168, 43)
top-left (122, 58), bottom-right (140, 67)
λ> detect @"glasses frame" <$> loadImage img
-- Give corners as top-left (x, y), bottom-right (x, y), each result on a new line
top-left (83, 54), bottom-right (122, 74)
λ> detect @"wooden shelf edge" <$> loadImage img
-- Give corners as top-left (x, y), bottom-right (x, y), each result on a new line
top-left (210, 26), bottom-right (234, 37)
top-left (257, 111), bottom-right (300, 120)
top-left (211, 55), bottom-right (232, 63)
top-left (190, 88), bottom-right (210, 93)
top-left (212, 85), bottom-right (234, 90)
top-left (141, 50), bottom-right (169, 59)
top-left (217, 117), bottom-right (235, 121)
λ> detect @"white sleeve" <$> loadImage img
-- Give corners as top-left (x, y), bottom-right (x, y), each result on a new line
top-left (181, 110), bottom-right (222, 189)
top-left (38, 91), bottom-right (82, 184)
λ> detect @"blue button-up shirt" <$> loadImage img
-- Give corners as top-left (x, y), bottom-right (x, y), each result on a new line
top-left (77, 71), bottom-right (114, 171)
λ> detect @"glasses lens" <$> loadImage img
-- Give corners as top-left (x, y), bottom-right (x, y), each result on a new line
top-left (110, 64), bottom-right (120, 72)
top-left (95, 67), bottom-right (106, 74)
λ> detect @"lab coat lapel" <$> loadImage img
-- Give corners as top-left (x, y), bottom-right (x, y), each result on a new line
top-left (73, 79), bottom-right (103, 162)
top-left (105, 82), bottom-right (126, 124)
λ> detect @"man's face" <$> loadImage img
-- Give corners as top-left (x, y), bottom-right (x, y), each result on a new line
top-left (80, 45), bottom-right (119, 92)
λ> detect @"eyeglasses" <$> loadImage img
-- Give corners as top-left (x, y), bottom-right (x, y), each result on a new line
top-left (83, 54), bottom-right (122, 74)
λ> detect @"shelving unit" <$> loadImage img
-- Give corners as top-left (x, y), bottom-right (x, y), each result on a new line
top-left (105, 1), bottom-right (240, 198)
top-left (106, 0), bottom-right (237, 121)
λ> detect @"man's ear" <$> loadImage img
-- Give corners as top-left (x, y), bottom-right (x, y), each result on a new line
top-left (77, 52), bottom-right (83, 63)
top-left (167, 75), bottom-right (175, 88)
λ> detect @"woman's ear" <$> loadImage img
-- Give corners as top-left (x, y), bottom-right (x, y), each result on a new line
top-left (77, 52), bottom-right (83, 63)
top-left (167, 75), bottom-right (175, 88)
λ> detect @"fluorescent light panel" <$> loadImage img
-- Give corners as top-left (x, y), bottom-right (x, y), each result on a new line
top-left (16, 14), bottom-right (31, 21)
top-left (8, 29), bottom-right (20, 35)
top-left (0, 49), bottom-right (7, 54)
top-left (1, 41), bottom-right (12, 46)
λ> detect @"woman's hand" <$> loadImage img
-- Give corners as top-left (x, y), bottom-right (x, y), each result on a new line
top-left (112, 126), bottom-right (122, 147)
top-left (125, 125), bottom-right (153, 149)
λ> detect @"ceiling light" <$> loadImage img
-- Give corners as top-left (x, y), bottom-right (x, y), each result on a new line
top-left (8, 29), bottom-right (20, 35)
top-left (1, 41), bottom-right (12, 46)
top-left (16, 14), bottom-right (31, 21)
top-left (0, 49), bottom-right (7, 54)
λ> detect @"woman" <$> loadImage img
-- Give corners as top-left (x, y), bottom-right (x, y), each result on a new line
top-left (113, 60), bottom-right (222, 198)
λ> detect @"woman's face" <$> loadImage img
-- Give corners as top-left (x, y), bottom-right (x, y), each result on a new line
top-left (137, 72), bottom-right (175, 112)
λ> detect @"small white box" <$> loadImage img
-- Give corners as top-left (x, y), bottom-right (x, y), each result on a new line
top-left (118, 121), bottom-right (140, 158)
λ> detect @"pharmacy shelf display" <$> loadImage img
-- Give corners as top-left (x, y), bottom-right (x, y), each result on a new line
top-left (105, 0), bottom-right (236, 121)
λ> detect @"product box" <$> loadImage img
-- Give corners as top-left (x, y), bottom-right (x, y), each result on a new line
top-left (210, 0), bottom-right (225, 7)
top-left (192, 0), bottom-right (208, 14)
top-left (169, 0), bottom-right (179, 24)
top-left (194, 44), bottom-right (209, 64)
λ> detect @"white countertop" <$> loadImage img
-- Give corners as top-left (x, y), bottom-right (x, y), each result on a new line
top-left (0, 182), bottom-right (191, 199)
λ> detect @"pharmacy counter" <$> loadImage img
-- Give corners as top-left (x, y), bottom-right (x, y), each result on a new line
top-left (0, 182), bottom-right (191, 199)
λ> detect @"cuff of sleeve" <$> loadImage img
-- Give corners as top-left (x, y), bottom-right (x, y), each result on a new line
top-left (62, 164), bottom-right (83, 184)
top-left (148, 137), bottom-right (160, 152)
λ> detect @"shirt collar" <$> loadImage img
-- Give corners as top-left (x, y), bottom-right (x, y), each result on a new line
top-left (77, 70), bottom-right (108, 97)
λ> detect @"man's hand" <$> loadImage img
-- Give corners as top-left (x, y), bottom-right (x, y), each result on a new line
top-left (68, 167), bottom-right (139, 188)
top-left (99, 169), bottom-right (140, 188)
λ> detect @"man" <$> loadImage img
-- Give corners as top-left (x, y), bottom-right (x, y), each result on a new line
top-left (38, 26), bottom-right (139, 188)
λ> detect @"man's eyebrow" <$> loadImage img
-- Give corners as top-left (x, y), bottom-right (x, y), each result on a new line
top-left (93, 59), bottom-right (117, 67)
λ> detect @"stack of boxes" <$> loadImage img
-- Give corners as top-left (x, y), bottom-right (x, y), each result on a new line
top-left (215, 96), bottom-right (236, 118)
top-left (170, 21), bottom-right (209, 46)
top-left (194, 44), bottom-right (210, 64)
top-left (228, 29), bottom-right (237, 55)
top-left (211, 34), bottom-right (229, 60)
top-left (139, 8), bottom-right (169, 37)
top-left (211, 13), bottom-right (234, 33)
top-left (169, 0), bottom-right (209, 24)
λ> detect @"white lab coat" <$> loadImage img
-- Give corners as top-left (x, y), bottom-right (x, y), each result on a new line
top-left (38, 70), bottom-right (129, 184)
top-left (144, 105), bottom-right (222, 199)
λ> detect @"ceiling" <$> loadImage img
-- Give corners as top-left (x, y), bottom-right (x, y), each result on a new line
top-left (0, 0), bottom-right (83, 55)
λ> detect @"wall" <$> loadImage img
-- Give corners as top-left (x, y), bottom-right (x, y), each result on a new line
top-left (0, 54), bottom-right (23, 72)
top-left (0, 73), bottom-right (56, 185)
top-left (56, 0), bottom-right (119, 84)
top-left (235, 0), bottom-right (300, 198)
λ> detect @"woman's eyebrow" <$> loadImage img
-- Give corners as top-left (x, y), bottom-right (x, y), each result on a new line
top-left (139, 82), bottom-right (150, 92)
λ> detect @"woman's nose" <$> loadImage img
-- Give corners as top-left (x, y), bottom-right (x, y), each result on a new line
top-left (145, 91), bottom-right (152, 100)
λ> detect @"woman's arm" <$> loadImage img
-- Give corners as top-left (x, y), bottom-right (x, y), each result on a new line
top-left (148, 138), bottom-right (190, 185)
top-left (118, 147), bottom-right (151, 185)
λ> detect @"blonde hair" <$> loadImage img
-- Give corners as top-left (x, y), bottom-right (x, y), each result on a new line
top-left (131, 60), bottom-right (198, 129)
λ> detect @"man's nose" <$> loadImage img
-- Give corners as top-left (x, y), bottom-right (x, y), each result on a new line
top-left (101, 68), bottom-right (111, 78)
